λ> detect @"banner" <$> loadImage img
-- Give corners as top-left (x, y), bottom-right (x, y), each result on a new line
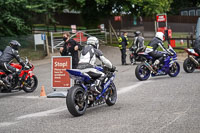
top-left (156, 15), bottom-right (167, 22)
top-left (51, 56), bottom-right (72, 89)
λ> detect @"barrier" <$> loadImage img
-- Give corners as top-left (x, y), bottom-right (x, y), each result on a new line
top-left (50, 29), bottom-right (107, 53)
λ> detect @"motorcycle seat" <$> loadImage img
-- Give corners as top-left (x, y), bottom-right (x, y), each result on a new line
top-left (86, 71), bottom-right (102, 80)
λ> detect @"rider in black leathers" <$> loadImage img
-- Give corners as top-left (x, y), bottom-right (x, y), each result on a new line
top-left (146, 32), bottom-right (172, 67)
top-left (0, 40), bottom-right (25, 74)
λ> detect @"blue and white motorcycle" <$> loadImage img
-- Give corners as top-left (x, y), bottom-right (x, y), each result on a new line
top-left (66, 66), bottom-right (117, 117)
top-left (135, 44), bottom-right (180, 81)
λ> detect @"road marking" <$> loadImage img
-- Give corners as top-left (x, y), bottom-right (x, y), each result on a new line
top-left (0, 122), bottom-right (17, 128)
top-left (1, 80), bottom-right (153, 128)
top-left (118, 81), bottom-right (152, 95)
top-left (17, 106), bottom-right (66, 120)
top-left (12, 96), bottom-right (41, 99)
top-left (153, 105), bottom-right (191, 133)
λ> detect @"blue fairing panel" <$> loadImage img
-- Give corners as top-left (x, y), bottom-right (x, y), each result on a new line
top-left (95, 66), bottom-right (103, 72)
top-left (66, 69), bottom-right (91, 81)
top-left (66, 69), bottom-right (82, 76)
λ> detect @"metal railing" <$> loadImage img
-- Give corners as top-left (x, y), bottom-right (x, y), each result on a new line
top-left (50, 29), bottom-right (107, 53)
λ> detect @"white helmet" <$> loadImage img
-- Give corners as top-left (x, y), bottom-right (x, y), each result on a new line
top-left (155, 32), bottom-right (164, 41)
top-left (87, 36), bottom-right (99, 49)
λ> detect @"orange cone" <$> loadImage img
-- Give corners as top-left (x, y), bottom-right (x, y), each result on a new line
top-left (40, 86), bottom-right (46, 97)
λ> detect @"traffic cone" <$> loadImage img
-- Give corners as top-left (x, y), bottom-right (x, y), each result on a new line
top-left (40, 86), bottom-right (46, 97)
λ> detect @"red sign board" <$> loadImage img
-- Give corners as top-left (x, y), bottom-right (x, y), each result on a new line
top-left (51, 56), bottom-right (72, 88)
top-left (114, 16), bottom-right (121, 21)
top-left (156, 15), bottom-right (166, 22)
top-left (73, 32), bottom-right (87, 42)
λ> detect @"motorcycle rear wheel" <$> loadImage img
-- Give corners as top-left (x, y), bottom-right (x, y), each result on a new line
top-left (106, 82), bottom-right (117, 106)
top-left (66, 85), bottom-right (87, 117)
top-left (183, 58), bottom-right (196, 73)
top-left (23, 75), bottom-right (38, 93)
top-left (135, 63), bottom-right (151, 81)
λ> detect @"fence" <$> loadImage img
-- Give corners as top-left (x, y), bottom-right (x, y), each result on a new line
top-left (0, 35), bottom-right (46, 60)
top-left (50, 29), bottom-right (107, 53)
top-left (108, 28), bottom-right (196, 50)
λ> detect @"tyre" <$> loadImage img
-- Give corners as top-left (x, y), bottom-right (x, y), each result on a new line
top-left (135, 63), bottom-right (151, 81)
top-left (23, 75), bottom-right (38, 93)
top-left (183, 58), bottom-right (196, 73)
top-left (66, 85), bottom-right (87, 117)
top-left (106, 82), bottom-right (117, 106)
top-left (168, 61), bottom-right (180, 77)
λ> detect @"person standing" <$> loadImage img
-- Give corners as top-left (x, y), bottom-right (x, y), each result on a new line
top-left (60, 32), bottom-right (80, 69)
top-left (118, 32), bottom-right (129, 65)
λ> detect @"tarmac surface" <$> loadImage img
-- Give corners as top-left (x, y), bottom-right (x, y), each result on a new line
top-left (0, 46), bottom-right (200, 133)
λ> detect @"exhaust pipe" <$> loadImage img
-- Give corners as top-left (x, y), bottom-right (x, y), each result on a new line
top-left (144, 62), bottom-right (157, 74)
top-left (189, 55), bottom-right (199, 66)
top-left (0, 80), bottom-right (5, 86)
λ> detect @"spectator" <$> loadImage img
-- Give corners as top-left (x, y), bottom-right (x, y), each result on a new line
top-left (60, 32), bottom-right (80, 69)
top-left (118, 32), bottom-right (129, 65)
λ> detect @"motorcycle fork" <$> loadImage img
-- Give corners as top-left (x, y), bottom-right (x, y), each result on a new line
top-left (96, 76), bottom-right (114, 100)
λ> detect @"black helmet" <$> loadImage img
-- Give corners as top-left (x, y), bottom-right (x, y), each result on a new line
top-left (134, 31), bottom-right (141, 36)
top-left (10, 40), bottom-right (21, 50)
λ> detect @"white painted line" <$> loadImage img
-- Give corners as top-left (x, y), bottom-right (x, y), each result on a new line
top-left (15, 81), bottom-right (152, 121)
top-left (12, 96), bottom-right (41, 99)
top-left (0, 122), bottom-right (17, 128)
top-left (17, 106), bottom-right (66, 120)
top-left (118, 81), bottom-right (152, 95)
top-left (153, 105), bottom-right (191, 133)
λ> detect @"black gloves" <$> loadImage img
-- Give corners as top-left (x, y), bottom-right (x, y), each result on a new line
top-left (110, 65), bottom-right (116, 72)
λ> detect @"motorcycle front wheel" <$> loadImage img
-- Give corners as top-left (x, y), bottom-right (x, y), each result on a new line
top-left (183, 58), bottom-right (196, 73)
top-left (168, 61), bottom-right (180, 77)
top-left (135, 63), bottom-right (151, 81)
top-left (23, 75), bottom-right (38, 93)
top-left (66, 85), bottom-right (87, 117)
top-left (106, 82), bottom-right (117, 106)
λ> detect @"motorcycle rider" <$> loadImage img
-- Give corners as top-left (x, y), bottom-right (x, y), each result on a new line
top-left (194, 35), bottom-right (200, 56)
top-left (146, 32), bottom-right (173, 69)
top-left (77, 36), bottom-right (116, 93)
top-left (133, 31), bottom-right (144, 53)
top-left (130, 31), bottom-right (145, 64)
top-left (0, 40), bottom-right (25, 84)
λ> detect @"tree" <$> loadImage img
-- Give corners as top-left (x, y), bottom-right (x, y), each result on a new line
top-left (65, 0), bottom-right (172, 28)
top-left (0, 0), bottom-right (64, 36)
top-left (0, 0), bottom-right (31, 36)
top-left (170, 0), bottom-right (200, 15)
top-left (27, 0), bottom-right (64, 27)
